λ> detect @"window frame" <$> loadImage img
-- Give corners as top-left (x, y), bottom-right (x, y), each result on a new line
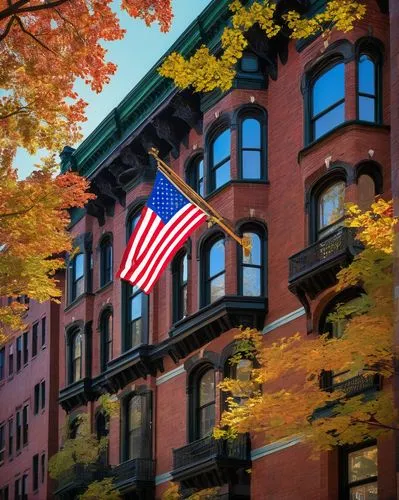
top-left (22, 332), bottom-right (28, 366)
top-left (122, 391), bottom-right (152, 463)
top-left (172, 250), bottom-right (189, 323)
top-left (15, 410), bottom-right (21, 452)
top-left (16, 337), bottom-right (22, 372)
top-left (33, 454), bottom-right (39, 492)
top-left (99, 235), bottom-right (113, 288)
top-left (22, 405), bottom-right (28, 447)
top-left (68, 329), bottom-right (83, 385)
top-left (340, 441), bottom-right (378, 499)
top-left (237, 223), bottom-right (267, 297)
top-left (189, 364), bottom-right (216, 442)
top-left (201, 234), bottom-right (226, 308)
top-left (208, 126), bottom-right (231, 193)
top-left (41, 317), bottom-right (46, 347)
top-left (100, 308), bottom-right (113, 372)
top-left (32, 323), bottom-right (38, 358)
top-left (237, 108), bottom-right (268, 181)
top-left (187, 155), bottom-right (205, 197)
top-left (356, 39), bottom-right (383, 124)
top-left (8, 418), bottom-right (13, 459)
top-left (70, 253), bottom-right (85, 303)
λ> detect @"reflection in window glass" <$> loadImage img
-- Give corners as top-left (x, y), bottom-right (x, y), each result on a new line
top-left (129, 288), bottom-right (142, 348)
top-left (72, 253), bottom-right (85, 300)
top-left (128, 396), bottom-right (142, 460)
top-left (241, 232), bottom-right (262, 296)
top-left (198, 369), bottom-right (215, 438)
top-left (358, 54), bottom-right (376, 122)
top-left (312, 63), bottom-right (345, 140)
top-left (207, 239), bottom-right (225, 304)
top-left (188, 158), bottom-right (204, 197)
top-left (317, 181), bottom-right (345, 239)
top-left (347, 445), bottom-right (378, 500)
top-left (72, 332), bottom-right (82, 382)
top-left (241, 118), bottom-right (262, 179)
top-left (211, 129), bottom-right (231, 190)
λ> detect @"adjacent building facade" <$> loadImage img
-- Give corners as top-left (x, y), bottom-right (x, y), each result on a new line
top-left (1, 0), bottom-right (396, 498)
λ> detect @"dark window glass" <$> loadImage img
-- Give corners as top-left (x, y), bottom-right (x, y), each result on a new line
top-left (188, 157), bottom-right (204, 197)
top-left (41, 380), bottom-right (45, 410)
top-left (173, 253), bottom-right (188, 322)
top-left (128, 286), bottom-right (143, 349)
top-left (197, 369), bottom-right (215, 439)
top-left (210, 129), bottom-right (230, 191)
top-left (71, 253), bottom-right (85, 301)
top-left (311, 62), bottom-right (345, 140)
top-left (205, 238), bottom-right (225, 305)
top-left (16, 337), bottom-right (22, 371)
top-left (358, 54), bottom-right (376, 122)
top-left (100, 312), bottom-right (113, 372)
top-left (22, 406), bottom-right (28, 446)
top-left (8, 345), bottom-right (13, 376)
top-left (41, 317), bottom-right (46, 347)
top-left (1, 486), bottom-right (8, 500)
top-left (317, 181), bottom-right (345, 240)
top-left (32, 323), bottom-right (38, 358)
top-left (127, 396), bottom-right (142, 460)
top-left (96, 412), bottom-right (109, 465)
top-left (71, 332), bottom-right (82, 383)
top-left (33, 454), bottom-right (39, 491)
top-left (21, 475), bottom-right (27, 500)
top-left (0, 423), bottom-right (5, 463)
top-left (8, 418), bottom-right (13, 458)
top-left (241, 54), bottom-right (259, 73)
top-left (34, 384), bottom-right (40, 415)
top-left (240, 231), bottom-right (264, 296)
top-left (0, 348), bottom-right (4, 380)
top-left (128, 212), bottom-right (141, 239)
top-left (346, 445), bottom-right (377, 499)
top-left (22, 332), bottom-right (28, 365)
top-left (41, 454), bottom-right (45, 483)
top-left (14, 478), bottom-right (21, 500)
top-left (100, 239), bottom-right (113, 287)
top-left (16, 411), bottom-right (21, 451)
top-left (241, 118), bottom-right (263, 179)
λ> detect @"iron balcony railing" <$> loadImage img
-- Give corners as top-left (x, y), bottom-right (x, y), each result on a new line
top-left (289, 226), bottom-right (362, 282)
top-left (332, 374), bottom-right (381, 397)
top-left (55, 463), bottom-right (110, 494)
top-left (173, 434), bottom-right (250, 471)
top-left (113, 458), bottom-right (155, 486)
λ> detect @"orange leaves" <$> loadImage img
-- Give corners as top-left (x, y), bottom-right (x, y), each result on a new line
top-left (121, 0), bottom-right (173, 32)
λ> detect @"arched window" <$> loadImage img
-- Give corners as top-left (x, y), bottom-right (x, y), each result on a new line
top-left (358, 174), bottom-right (376, 212)
top-left (100, 237), bottom-right (113, 287)
top-left (209, 128), bottom-right (230, 192)
top-left (203, 236), bottom-right (225, 306)
top-left (172, 251), bottom-right (188, 323)
top-left (224, 358), bottom-right (254, 407)
top-left (127, 395), bottom-right (142, 460)
top-left (123, 392), bottom-right (152, 462)
top-left (187, 156), bottom-right (204, 197)
top-left (358, 54), bottom-right (377, 122)
top-left (239, 226), bottom-right (266, 297)
top-left (316, 180), bottom-right (346, 240)
top-left (124, 209), bottom-right (148, 352)
top-left (192, 367), bottom-right (215, 440)
top-left (100, 310), bottom-right (113, 372)
top-left (311, 62), bottom-right (345, 141)
top-left (69, 330), bottom-right (82, 384)
top-left (69, 253), bottom-right (85, 302)
top-left (239, 112), bottom-right (266, 180)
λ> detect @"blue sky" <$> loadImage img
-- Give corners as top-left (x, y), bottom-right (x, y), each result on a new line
top-left (16, 0), bottom-right (212, 178)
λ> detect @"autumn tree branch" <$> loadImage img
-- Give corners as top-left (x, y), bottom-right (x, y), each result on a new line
top-left (0, 0), bottom-right (70, 22)
top-left (14, 15), bottom-right (59, 55)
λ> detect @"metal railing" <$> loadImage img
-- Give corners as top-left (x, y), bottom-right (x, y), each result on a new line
top-left (55, 463), bottom-right (109, 494)
top-left (173, 434), bottom-right (249, 471)
top-left (333, 374), bottom-right (380, 397)
top-left (113, 458), bottom-right (154, 485)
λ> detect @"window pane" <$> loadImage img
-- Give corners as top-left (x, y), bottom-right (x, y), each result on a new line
top-left (242, 151), bottom-right (261, 179)
top-left (130, 294), bottom-right (142, 321)
top-left (131, 319), bottom-right (142, 347)
top-left (314, 102), bottom-right (345, 139)
top-left (241, 55), bottom-right (258, 72)
top-left (209, 240), bottom-right (225, 277)
top-left (349, 483), bottom-right (377, 500)
top-left (236, 359), bottom-right (253, 382)
top-left (348, 446), bottom-right (378, 483)
top-left (359, 54), bottom-right (375, 95)
top-left (243, 233), bottom-right (261, 265)
top-left (319, 182), bottom-right (345, 230)
top-left (128, 213), bottom-right (141, 237)
top-left (243, 267), bottom-right (261, 296)
top-left (215, 160), bottom-right (231, 189)
top-left (74, 254), bottom-right (84, 280)
top-left (198, 178), bottom-right (204, 198)
top-left (242, 118), bottom-right (261, 149)
top-left (73, 334), bottom-right (82, 358)
top-left (199, 370), bottom-right (215, 406)
top-left (199, 403), bottom-right (215, 438)
top-left (198, 159), bottom-right (204, 180)
top-left (358, 174), bottom-right (375, 212)
top-left (359, 96), bottom-right (376, 122)
top-left (182, 254), bottom-right (188, 283)
top-left (313, 63), bottom-right (345, 116)
top-left (210, 274), bottom-right (225, 302)
top-left (212, 130), bottom-right (230, 165)
top-left (75, 276), bottom-right (84, 298)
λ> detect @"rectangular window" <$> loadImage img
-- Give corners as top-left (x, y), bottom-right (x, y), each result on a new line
top-left (41, 454), bottom-right (45, 484)
top-left (0, 486), bottom-right (9, 500)
top-left (22, 332), bottom-right (28, 365)
top-left (8, 345), bottom-right (13, 376)
top-left (16, 338), bottom-right (22, 371)
top-left (16, 411), bottom-right (21, 451)
top-left (21, 475), bottom-right (27, 500)
top-left (22, 405), bottom-right (28, 446)
top-left (8, 418), bottom-right (13, 459)
top-left (33, 454), bottom-right (39, 491)
top-left (0, 348), bottom-right (4, 380)
top-left (32, 323), bottom-right (38, 358)
top-left (41, 317), bottom-right (46, 347)
top-left (0, 423), bottom-right (5, 464)
top-left (345, 444), bottom-right (378, 499)
top-left (14, 478), bottom-right (21, 500)
top-left (40, 381), bottom-right (45, 410)
top-left (34, 384), bottom-right (40, 415)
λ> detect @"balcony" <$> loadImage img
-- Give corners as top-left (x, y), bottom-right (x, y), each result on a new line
top-left (172, 434), bottom-right (251, 493)
top-left (329, 373), bottom-right (382, 398)
top-left (59, 377), bottom-right (95, 412)
top-left (54, 463), bottom-right (110, 498)
top-left (113, 458), bottom-right (155, 496)
top-left (289, 227), bottom-right (362, 300)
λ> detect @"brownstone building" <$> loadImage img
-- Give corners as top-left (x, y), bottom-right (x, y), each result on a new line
top-left (1, 0), bottom-right (396, 499)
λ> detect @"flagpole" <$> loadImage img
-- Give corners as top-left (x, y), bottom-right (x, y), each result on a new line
top-left (148, 148), bottom-right (251, 256)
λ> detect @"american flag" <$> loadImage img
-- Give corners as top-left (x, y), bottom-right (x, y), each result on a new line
top-left (117, 171), bottom-right (207, 294)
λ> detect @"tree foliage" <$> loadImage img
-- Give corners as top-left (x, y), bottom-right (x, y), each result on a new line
top-left (162, 482), bottom-right (220, 500)
top-left (159, 0), bottom-right (366, 93)
top-left (214, 199), bottom-right (396, 450)
top-left (79, 479), bottom-right (121, 500)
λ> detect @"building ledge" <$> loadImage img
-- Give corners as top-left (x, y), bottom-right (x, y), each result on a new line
top-left (59, 377), bottom-right (95, 412)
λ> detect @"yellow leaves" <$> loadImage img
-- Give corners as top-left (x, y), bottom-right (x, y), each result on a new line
top-left (159, 0), bottom-right (367, 93)
top-left (79, 479), bottom-right (121, 500)
top-left (162, 483), bottom-right (220, 500)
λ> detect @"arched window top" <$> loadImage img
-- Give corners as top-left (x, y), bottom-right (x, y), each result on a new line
top-left (187, 155), bottom-right (204, 197)
top-left (355, 160), bottom-right (382, 196)
top-left (311, 61), bottom-right (345, 141)
top-left (236, 107), bottom-right (267, 181)
top-left (126, 201), bottom-right (145, 241)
